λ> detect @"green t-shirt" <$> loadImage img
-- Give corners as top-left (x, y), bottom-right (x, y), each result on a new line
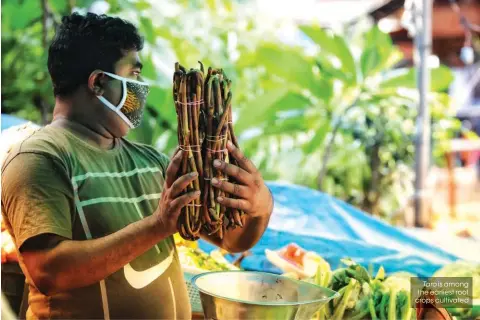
top-left (1, 125), bottom-right (190, 319)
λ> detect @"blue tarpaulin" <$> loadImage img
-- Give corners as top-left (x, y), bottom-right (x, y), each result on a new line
top-left (199, 181), bottom-right (462, 277)
top-left (1, 114), bottom-right (30, 131)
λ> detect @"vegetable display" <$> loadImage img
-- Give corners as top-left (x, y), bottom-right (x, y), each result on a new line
top-left (311, 258), bottom-right (414, 320)
top-left (292, 257), bottom-right (480, 320)
top-left (172, 62), bottom-right (244, 241)
top-left (433, 261), bottom-right (480, 320)
top-left (177, 246), bottom-right (238, 272)
top-left (283, 257), bottom-right (420, 320)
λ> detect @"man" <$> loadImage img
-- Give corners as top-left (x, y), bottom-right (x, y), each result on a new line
top-left (1, 12), bottom-right (273, 319)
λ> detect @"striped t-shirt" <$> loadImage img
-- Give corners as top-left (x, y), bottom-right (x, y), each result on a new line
top-left (1, 124), bottom-right (190, 319)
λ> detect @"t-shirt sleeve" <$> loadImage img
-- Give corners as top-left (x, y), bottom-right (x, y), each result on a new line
top-left (1, 152), bottom-right (74, 250)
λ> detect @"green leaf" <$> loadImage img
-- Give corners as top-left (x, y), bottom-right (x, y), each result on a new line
top-left (310, 78), bottom-right (333, 103)
top-left (380, 65), bottom-right (454, 92)
top-left (164, 131), bottom-right (179, 153)
top-left (360, 27), bottom-right (403, 79)
top-left (300, 25), bottom-right (337, 54)
top-left (302, 122), bottom-right (331, 154)
top-left (49, 0), bottom-right (69, 15)
top-left (300, 25), bottom-right (356, 83)
top-left (256, 45), bottom-right (332, 102)
top-left (2, 0), bottom-right (41, 31)
top-left (332, 34), bottom-right (357, 82)
top-left (256, 45), bottom-right (313, 87)
top-left (364, 26), bottom-right (393, 51)
top-left (316, 56), bottom-right (349, 82)
top-left (263, 113), bottom-right (313, 136)
top-left (147, 86), bottom-right (176, 124)
top-left (140, 17), bottom-right (156, 44)
top-left (141, 54), bottom-right (157, 80)
top-left (360, 47), bottom-right (381, 79)
top-left (76, 0), bottom-right (98, 9)
top-left (430, 66), bottom-right (455, 91)
top-left (147, 86), bottom-right (169, 105)
top-left (135, 0), bottom-right (152, 11)
top-left (235, 88), bottom-right (310, 132)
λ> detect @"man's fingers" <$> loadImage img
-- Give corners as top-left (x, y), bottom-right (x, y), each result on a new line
top-left (216, 196), bottom-right (252, 212)
top-left (211, 179), bottom-right (249, 199)
top-left (170, 172), bottom-right (198, 198)
top-left (165, 150), bottom-right (183, 187)
top-left (226, 141), bottom-right (257, 174)
top-left (213, 160), bottom-right (252, 185)
top-left (170, 191), bottom-right (201, 213)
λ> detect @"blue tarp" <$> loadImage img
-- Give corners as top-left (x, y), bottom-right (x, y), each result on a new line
top-left (199, 181), bottom-right (461, 277)
top-left (1, 114), bottom-right (30, 131)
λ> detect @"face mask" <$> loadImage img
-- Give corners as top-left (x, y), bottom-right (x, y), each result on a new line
top-left (96, 71), bottom-right (150, 128)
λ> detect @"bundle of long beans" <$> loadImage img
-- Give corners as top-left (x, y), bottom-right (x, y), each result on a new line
top-left (173, 61), bottom-right (245, 241)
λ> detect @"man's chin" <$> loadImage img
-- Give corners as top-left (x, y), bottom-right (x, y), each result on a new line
top-left (105, 119), bottom-right (130, 138)
top-left (115, 125), bottom-right (130, 138)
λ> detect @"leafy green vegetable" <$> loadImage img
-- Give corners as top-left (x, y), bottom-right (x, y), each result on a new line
top-left (308, 258), bottom-right (418, 320)
top-left (332, 278), bottom-right (359, 320)
top-left (178, 247), bottom-right (233, 271)
top-left (433, 261), bottom-right (480, 319)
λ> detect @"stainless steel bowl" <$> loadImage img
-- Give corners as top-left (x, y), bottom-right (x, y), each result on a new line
top-left (192, 271), bottom-right (339, 320)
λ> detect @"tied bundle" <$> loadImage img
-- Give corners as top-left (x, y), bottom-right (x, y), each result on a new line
top-left (173, 62), bottom-right (245, 241)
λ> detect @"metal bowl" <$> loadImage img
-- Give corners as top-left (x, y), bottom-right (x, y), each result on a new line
top-left (192, 271), bottom-right (339, 320)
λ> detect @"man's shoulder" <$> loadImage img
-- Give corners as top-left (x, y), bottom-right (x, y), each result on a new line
top-left (1, 125), bottom-right (69, 172)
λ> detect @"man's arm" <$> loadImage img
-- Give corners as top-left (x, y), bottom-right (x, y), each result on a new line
top-left (3, 151), bottom-right (198, 295)
top-left (200, 141), bottom-right (274, 253)
top-left (201, 204), bottom-right (272, 253)
top-left (21, 215), bottom-right (167, 295)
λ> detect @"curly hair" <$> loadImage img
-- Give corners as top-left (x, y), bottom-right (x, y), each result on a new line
top-left (48, 12), bottom-right (144, 97)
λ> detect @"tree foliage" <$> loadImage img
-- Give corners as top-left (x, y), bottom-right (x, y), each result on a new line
top-left (234, 25), bottom-right (459, 217)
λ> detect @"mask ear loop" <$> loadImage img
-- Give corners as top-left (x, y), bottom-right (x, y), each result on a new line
top-left (103, 71), bottom-right (149, 86)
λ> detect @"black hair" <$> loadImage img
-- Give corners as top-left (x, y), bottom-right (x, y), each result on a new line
top-left (48, 12), bottom-right (144, 97)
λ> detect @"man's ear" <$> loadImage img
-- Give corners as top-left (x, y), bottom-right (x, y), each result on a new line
top-left (88, 70), bottom-right (107, 96)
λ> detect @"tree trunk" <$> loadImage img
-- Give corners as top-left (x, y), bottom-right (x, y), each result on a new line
top-left (33, 95), bottom-right (49, 125)
top-left (362, 142), bottom-right (381, 215)
top-left (316, 95), bottom-right (362, 190)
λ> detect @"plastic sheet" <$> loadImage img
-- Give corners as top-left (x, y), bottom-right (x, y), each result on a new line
top-left (199, 181), bottom-right (463, 277)
top-left (1, 114), bottom-right (30, 131)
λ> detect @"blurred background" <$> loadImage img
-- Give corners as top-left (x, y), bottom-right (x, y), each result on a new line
top-left (2, 0), bottom-right (480, 318)
top-left (2, 0), bottom-right (479, 231)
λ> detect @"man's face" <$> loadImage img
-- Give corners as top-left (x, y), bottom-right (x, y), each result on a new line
top-left (94, 50), bottom-right (144, 137)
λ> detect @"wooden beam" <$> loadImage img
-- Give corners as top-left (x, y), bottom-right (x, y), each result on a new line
top-left (388, 2), bottom-right (480, 38)
top-left (431, 1), bottom-right (480, 37)
top-left (395, 36), bottom-right (466, 66)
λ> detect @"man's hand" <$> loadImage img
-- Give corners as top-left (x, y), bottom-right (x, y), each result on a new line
top-left (201, 141), bottom-right (273, 252)
top-left (211, 141), bottom-right (273, 218)
top-left (155, 150), bottom-right (200, 235)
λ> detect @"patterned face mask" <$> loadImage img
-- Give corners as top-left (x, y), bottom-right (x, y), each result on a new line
top-left (96, 71), bottom-right (150, 128)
